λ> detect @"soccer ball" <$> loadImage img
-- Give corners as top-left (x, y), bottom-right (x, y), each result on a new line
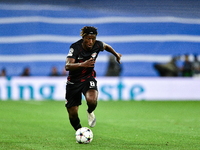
top-left (75, 127), bottom-right (93, 144)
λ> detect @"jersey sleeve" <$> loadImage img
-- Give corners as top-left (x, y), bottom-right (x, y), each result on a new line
top-left (67, 45), bottom-right (79, 59)
top-left (97, 41), bottom-right (105, 51)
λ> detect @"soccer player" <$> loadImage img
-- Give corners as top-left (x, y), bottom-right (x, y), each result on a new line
top-left (65, 26), bottom-right (122, 131)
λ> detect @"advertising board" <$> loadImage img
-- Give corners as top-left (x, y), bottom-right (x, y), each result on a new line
top-left (0, 77), bottom-right (200, 101)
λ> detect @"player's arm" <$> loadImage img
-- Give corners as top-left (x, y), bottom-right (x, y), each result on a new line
top-left (103, 42), bottom-right (122, 64)
top-left (65, 57), bottom-right (95, 71)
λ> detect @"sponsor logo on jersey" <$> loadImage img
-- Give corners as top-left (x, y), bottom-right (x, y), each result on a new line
top-left (78, 56), bottom-right (83, 60)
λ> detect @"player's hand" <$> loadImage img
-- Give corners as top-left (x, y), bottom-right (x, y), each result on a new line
top-left (82, 58), bottom-right (95, 68)
top-left (116, 53), bottom-right (122, 64)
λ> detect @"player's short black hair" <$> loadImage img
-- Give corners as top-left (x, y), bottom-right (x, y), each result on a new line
top-left (80, 26), bottom-right (98, 37)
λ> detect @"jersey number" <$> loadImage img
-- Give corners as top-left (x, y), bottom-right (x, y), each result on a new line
top-left (90, 81), bottom-right (95, 87)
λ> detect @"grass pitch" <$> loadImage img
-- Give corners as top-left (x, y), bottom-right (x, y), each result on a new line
top-left (0, 100), bottom-right (200, 150)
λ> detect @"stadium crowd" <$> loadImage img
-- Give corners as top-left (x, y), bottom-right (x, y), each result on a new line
top-left (1, 54), bottom-right (200, 78)
top-left (154, 54), bottom-right (200, 77)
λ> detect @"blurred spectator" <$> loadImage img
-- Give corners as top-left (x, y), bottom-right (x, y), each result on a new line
top-left (154, 56), bottom-right (179, 77)
top-left (50, 66), bottom-right (60, 76)
top-left (181, 54), bottom-right (193, 77)
top-left (21, 67), bottom-right (30, 76)
top-left (61, 68), bottom-right (67, 76)
top-left (105, 55), bottom-right (122, 76)
top-left (0, 68), bottom-right (6, 77)
top-left (192, 54), bottom-right (200, 77)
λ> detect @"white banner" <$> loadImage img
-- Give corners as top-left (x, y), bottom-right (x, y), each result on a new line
top-left (0, 77), bottom-right (200, 101)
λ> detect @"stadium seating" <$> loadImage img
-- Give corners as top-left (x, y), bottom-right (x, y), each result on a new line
top-left (0, 0), bottom-right (200, 77)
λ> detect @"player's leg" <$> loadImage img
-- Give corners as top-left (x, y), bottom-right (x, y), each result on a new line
top-left (83, 78), bottom-right (98, 127)
top-left (85, 89), bottom-right (98, 128)
top-left (85, 89), bottom-right (98, 113)
top-left (66, 106), bottom-right (82, 131)
top-left (85, 89), bottom-right (98, 127)
top-left (65, 83), bottom-right (82, 131)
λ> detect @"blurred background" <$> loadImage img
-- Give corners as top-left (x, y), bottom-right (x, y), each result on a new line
top-left (0, 0), bottom-right (200, 77)
top-left (0, 0), bottom-right (200, 100)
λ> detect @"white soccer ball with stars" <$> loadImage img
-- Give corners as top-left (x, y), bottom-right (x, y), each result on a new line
top-left (75, 127), bottom-right (93, 144)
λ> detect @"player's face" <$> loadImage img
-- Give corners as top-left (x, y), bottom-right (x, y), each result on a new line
top-left (82, 34), bottom-right (96, 50)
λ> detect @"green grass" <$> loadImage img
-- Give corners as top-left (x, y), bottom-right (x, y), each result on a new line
top-left (0, 100), bottom-right (200, 150)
